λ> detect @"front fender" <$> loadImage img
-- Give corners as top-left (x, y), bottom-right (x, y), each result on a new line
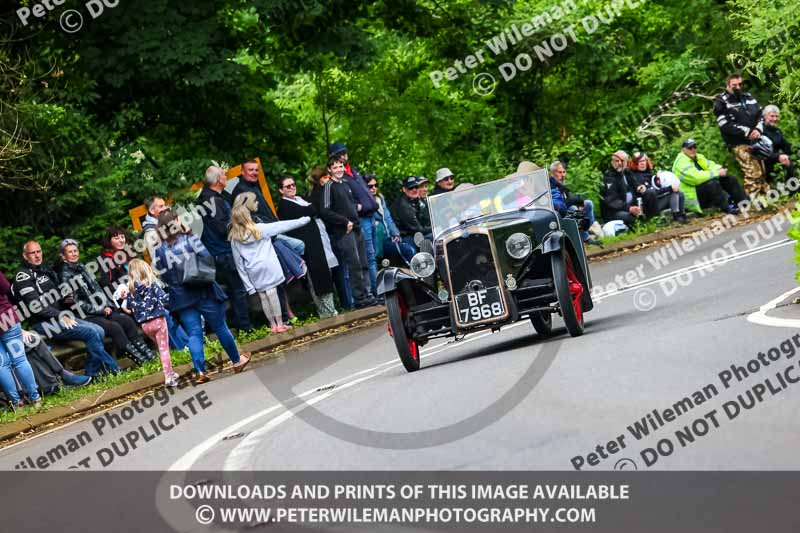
top-left (377, 267), bottom-right (417, 295)
top-left (542, 231), bottom-right (564, 254)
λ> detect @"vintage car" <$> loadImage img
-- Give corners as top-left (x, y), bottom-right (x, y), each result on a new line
top-left (377, 167), bottom-right (594, 372)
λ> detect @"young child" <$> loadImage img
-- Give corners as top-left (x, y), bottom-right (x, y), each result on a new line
top-left (228, 204), bottom-right (311, 333)
top-left (127, 259), bottom-right (178, 387)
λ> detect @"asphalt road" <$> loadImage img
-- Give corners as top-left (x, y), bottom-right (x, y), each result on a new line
top-left (2, 213), bottom-right (799, 473)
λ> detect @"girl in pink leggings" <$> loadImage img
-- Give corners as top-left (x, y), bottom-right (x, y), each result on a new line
top-left (127, 259), bottom-right (178, 387)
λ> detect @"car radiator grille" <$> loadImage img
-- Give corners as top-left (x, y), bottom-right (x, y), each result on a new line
top-left (446, 233), bottom-right (500, 295)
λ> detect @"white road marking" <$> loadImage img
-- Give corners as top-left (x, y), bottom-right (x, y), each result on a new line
top-left (594, 239), bottom-right (793, 301)
top-left (747, 286), bottom-right (800, 328)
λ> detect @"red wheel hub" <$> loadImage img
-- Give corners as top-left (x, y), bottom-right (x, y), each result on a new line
top-left (565, 256), bottom-right (584, 323)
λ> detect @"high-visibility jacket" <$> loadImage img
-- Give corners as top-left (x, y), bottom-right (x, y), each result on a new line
top-left (671, 151), bottom-right (723, 213)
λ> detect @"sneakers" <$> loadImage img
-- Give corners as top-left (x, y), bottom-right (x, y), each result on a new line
top-left (233, 352), bottom-right (251, 374)
top-left (672, 213), bottom-right (689, 224)
top-left (165, 372), bottom-right (180, 388)
top-left (62, 370), bottom-right (92, 387)
top-left (584, 238), bottom-right (603, 247)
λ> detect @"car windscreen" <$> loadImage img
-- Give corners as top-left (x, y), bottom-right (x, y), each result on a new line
top-left (427, 169), bottom-right (552, 238)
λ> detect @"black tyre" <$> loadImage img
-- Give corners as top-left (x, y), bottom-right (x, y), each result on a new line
top-left (530, 311), bottom-right (553, 337)
top-left (551, 250), bottom-right (585, 337)
top-left (386, 291), bottom-right (421, 372)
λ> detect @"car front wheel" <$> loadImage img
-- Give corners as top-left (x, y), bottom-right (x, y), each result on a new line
top-left (551, 250), bottom-right (585, 337)
top-left (530, 311), bottom-right (552, 337)
top-left (386, 291), bottom-right (421, 372)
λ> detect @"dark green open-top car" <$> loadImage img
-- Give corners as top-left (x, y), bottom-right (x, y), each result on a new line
top-left (377, 167), bottom-right (594, 372)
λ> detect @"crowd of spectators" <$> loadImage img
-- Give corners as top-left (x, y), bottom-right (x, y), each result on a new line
top-left (594, 73), bottom-right (794, 237)
top-left (0, 73), bottom-right (795, 410)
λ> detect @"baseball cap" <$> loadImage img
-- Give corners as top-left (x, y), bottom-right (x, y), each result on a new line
top-left (435, 168), bottom-right (454, 182)
top-left (682, 138), bottom-right (698, 149)
top-left (403, 176), bottom-right (420, 189)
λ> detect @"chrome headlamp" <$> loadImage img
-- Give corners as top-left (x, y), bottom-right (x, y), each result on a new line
top-left (506, 233), bottom-right (532, 260)
top-left (410, 252), bottom-right (436, 278)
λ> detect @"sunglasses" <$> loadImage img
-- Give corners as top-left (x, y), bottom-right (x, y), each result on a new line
top-left (283, 183), bottom-right (296, 189)
top-left (367, 183), bottom-right (378, 189)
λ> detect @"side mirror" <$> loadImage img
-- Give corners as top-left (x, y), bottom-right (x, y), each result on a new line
top-left (381, 259), bottom-right (390, 268)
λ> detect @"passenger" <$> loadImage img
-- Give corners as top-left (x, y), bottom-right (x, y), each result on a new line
top-left (549, 160), bottom-right (603, 244)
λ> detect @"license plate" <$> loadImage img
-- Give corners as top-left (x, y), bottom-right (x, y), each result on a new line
top-left (455, 287), bottom-right (505, 324)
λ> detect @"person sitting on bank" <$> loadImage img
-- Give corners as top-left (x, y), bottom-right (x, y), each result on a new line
top-left (21, 330), bottom-right (91, 393)
top-left (12, 241), bottom-right (120, 378)
top-left (58, 239), bottom-right (155, 366)
top-left (599, 151), bottom-right (642, 227)
top-left (671, 138), bottom-right (746, 215)
top-left (762, 105), bottom-right (795, 182)
top-left (628, 152), bottom-right (688, 223)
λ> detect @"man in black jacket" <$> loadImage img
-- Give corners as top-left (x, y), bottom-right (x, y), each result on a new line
top-left (318, 158), bottom-right (376, 309)
top-left (198, 166), bottom-right (253, 332)
top-left (599, 151), bottom-right (642, 227)
top-left (762, 105), bottom-right (796, 182)
top-left (231, 160), bottom-right (278, 223)
top-left (12, 241), bottom-right (119, 377)
top-left (391, 176), bottom-right (432, 251)
top-left (713, 73), bottom-right (767, 196)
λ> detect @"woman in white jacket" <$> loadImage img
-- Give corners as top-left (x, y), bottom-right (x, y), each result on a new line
top-left (229, 204), bottom-right (311, 333)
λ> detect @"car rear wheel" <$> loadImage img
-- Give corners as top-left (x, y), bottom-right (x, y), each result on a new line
top-left (530, 311), bottom-right (552, 337)
top-left (551, 250), bottom-right (585, 337)
top-left (386, 291), bottom-right (421, 372)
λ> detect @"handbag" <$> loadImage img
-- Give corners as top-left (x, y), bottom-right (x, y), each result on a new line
top-left (181, 253), bottom-right (216, 286)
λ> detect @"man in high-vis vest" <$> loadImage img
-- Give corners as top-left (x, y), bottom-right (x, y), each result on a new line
top-left (671, 139), bottom-right (746, 215)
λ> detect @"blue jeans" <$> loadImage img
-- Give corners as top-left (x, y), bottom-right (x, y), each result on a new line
top-left (0, 324), bottom-right (40, 405)
top-left (178, 298), bottom-right (240, 374)
top-left (383, 238), bottom-right (415, 263)
top-left (332, 266), bottom-right (353, 310)
top-left (33, 319), bottom-right (119, 377)
top-left (166, 312), bottom-right (188, 351)
top-left (214, 253), bottom-right (252, 331)
top-left (359, 217), bottom-right (378, 296)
